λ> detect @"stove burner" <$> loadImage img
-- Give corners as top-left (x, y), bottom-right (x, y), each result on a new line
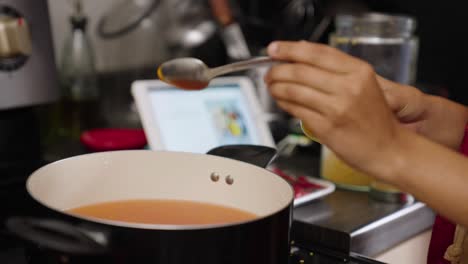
top-left (289, 246), bottom-right (380, 264)
top-left (0, 243), bottom-right (383, 264)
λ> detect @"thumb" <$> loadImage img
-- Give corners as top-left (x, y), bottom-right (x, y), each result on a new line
top-left (377, 76), bottom-right (425, 122)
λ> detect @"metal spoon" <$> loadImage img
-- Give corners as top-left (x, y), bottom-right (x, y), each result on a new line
top-left (157, 56), bottom-right (277, 90)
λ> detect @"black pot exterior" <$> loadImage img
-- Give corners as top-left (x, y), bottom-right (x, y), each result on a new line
top-left (20, 200), bottom-right (292, 264)
top-left (7, 147), bottom-right (293, 263)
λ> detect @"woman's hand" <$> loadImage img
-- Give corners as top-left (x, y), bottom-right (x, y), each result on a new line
top-left (264, 40), bottom-right (468, 226)
top-left (265, 40), bottom-right (468, 181)
top-left (265, 40), bottom-right (403, 181)
top-left (379, 77), bottom-right (468, 149)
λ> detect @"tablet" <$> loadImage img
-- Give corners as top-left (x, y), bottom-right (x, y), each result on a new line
top-left (131, 77), bottom-right (275, 153)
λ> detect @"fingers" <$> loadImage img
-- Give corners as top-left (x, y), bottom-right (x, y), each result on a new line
top-left (376, 75), bottom-right (404, 91)
top-left (377, 75), bottom-right (411, 118)
top-left (264, 63), bottom-right (339, 94)
top-left (381, 79), bottom-right (426, 122)
top-left (395, 90), bottom-right (426, 122)
top-left (275, 100), bottom-right (328, 136)
top-left (268, 82), bottom-right (331, 114)
top-left (383, 87), bottom-right (408, 115)
top-left (267, 40), bottom-right (363, 73)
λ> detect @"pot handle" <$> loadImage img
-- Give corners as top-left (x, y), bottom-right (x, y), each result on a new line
top-left (207, 145), bottom-right (277, 168)
top-left (6, 217), bottom-right (109, 255)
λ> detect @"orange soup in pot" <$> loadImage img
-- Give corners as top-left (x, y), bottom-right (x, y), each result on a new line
top-left (68, 199), bottom-right (257, 225)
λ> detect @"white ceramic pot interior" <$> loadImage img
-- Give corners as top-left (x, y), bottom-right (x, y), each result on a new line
top-left (27, 150), bottom-right (293, 227)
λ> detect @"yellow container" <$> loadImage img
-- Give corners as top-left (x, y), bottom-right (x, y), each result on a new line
top-left (370, 181), bottom-right (400, 192)
top-left (300, 121), bottom-right (371, 191)
top-left (320, 146), bottom-right (371, 191)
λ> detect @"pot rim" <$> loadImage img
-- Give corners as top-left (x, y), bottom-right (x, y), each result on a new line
top-left (26, 150), bottom-right (294, 230)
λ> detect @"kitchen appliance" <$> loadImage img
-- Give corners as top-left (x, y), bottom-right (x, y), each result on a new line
top-left (0, 0), bottom-right (58, 186)
top-left (0, 0), bottom-right (58, 110)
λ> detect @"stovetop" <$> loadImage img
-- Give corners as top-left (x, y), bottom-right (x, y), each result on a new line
top-left (0, 243), bottom-right (380, 264)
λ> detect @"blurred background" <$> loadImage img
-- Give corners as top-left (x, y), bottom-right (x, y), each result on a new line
top-left (0, 0), bottom-right (463, 171)
top-left (1, 0), bottom-right (465, 166)
top-left (46, 0), bottom-right (466, 101)
top-left (41, 0), bottom-right (465, 133)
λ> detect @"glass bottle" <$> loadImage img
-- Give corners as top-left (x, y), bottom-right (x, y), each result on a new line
top-left (48, 0), bottom-right (100, 142)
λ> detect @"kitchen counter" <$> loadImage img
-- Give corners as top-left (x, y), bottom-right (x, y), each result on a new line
top-left (292, 189), bottom-right (434, 257)
top-left (273, 144), bottom-right (435, 258)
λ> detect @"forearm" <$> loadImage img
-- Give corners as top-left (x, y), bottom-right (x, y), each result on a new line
top-left (382, 128), bottom-right (468, 226)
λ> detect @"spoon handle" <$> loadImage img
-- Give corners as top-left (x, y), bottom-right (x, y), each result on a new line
top-left (207, 56), bottom-right (277, 79)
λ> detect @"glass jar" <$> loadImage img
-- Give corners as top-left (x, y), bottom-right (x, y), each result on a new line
top-left (321, 146), bottom-right (371, 191)
top-left (330, 12), bottom-right (418, 84)
top-left (321, 13), bottom-right (418, 194)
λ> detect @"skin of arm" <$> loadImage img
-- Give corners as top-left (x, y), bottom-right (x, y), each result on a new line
top-left (264, 40), bottom-right (468, 226)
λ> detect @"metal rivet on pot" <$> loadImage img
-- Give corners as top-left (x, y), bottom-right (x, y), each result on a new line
top-left (210, 172), bottom-right (220, 182)
top-left (225, 175), bottom-right (234, 185)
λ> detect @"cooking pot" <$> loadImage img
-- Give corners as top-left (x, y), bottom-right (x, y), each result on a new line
top-left (6, 145), bottom-right (293, 264)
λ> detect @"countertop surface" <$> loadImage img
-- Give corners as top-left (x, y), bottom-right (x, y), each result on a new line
top-left (273, 143), bottom-right (435, 257)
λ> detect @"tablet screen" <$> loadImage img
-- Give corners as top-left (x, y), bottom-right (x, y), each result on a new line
top-left (148, 84), bottom-right (260, 153)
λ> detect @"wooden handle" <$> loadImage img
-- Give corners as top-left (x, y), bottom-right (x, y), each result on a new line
top-left (209, 0), bottom-right (234, 26)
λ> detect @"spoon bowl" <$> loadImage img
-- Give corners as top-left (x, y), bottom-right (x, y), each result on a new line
top-left (157, 58), bottom-right (211, 90)
top-left (157, 56), bottom-right (277, 90)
